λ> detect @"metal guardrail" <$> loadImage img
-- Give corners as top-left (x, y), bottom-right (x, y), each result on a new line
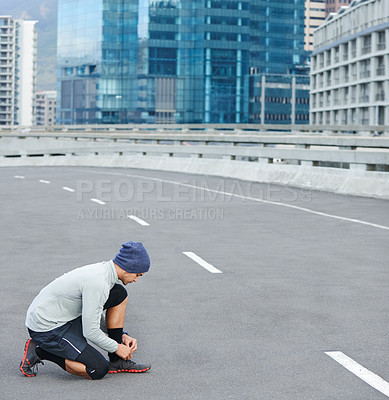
top-left (1, 125), bottom-right (389, 172)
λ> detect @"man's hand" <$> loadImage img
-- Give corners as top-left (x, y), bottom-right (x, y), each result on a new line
top-left (115, 343), bottom-right (132, 360)
top-left (122, 334), bottom-right (138, 355)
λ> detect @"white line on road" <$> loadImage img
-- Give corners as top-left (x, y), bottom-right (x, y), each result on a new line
top-left (62, 187), bottom-right (75, 192)
top-left (183, 252), bottom-right (222, 274)
top-left (127, 215), bottom-right (150, 226)
top-left (80, 169), bottom-right (389, 231)
top-left (14, 175), bottom-right (25, 179)
top-left (145, 177), bottom-right (389, 231)
top-left (325, 351), bottom-right (389, 397)
top-left (90, 198), bottom-right (106, 205)
top-left (39, 180), bottom-right (50, 184)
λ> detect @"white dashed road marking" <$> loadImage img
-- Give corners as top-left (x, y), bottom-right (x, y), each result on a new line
top-left (127, 215), bottom-right (150, 226)
top-left (325, 351), bottom-right (389, 397)
top-left (14, 175), bottom-right (25, 179)
top-left (90, 198), bottom-right (106, 205)
top-left (183, 252), bottom-right (222, 274)
top-left (62, 187), bottom-right (75, 192)
top-left (39, 180), bottom-right (50, 184)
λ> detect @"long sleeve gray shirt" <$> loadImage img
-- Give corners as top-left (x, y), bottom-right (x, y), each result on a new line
top-left (25, 260), bottom-right (119, 354)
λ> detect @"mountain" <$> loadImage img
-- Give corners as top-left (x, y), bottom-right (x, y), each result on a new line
top-left (1, 0), bottom-right (57, 91)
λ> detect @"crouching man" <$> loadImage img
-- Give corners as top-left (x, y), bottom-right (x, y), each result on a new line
top-left (20, 241), bottom-right (151, 379)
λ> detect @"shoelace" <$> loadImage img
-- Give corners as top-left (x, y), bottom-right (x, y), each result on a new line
top-left (112, 358), bottom-right (136, 368)
top-left (119, 359), bottom-right (136, 367)
top-left (31, 359), bottom-right (44, 375)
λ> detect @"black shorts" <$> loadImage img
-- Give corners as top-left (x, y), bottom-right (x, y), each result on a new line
top-left (29, 316), bottom-right (86, 361)
top-left (28, 283), bottom-right (127, 361)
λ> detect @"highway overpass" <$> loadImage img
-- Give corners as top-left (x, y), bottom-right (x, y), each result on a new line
top-left (1, 125), bottom-right (388, 399)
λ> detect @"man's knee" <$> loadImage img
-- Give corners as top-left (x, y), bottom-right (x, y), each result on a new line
top-left (76, 344), bottom-right (110, 380)
top-left (111, 283), bottom-right (128, 306)
top-left (87, 362), bottom-right (109, 380)
top-left (104, 284), bottom-right (128, 310)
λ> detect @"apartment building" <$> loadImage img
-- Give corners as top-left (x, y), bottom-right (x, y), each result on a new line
top-left (35, 91), bottom-right (56, 126)
top-left (325, 0), bottom-right (352, 16)
top-left (0, 16), bottom-right (37, 126)
top-left (310, 0), bottom-right (388, 126)
top-left (305, 0), bottom-right (326, 51)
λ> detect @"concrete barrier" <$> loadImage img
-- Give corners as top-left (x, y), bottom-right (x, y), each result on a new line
top-left (1, 130), bottom-right (388, 199)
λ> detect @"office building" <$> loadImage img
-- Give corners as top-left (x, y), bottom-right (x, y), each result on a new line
top-left (249, 73), bottom-right (310, 124)
top-left (35, 91), bottom-right (56, 126)
top-left (56, 0), bottom-right (308, 125)
top-left (0, 16), bottom-right (37, 126)
top-left (305, 1), bottom-right (326, 51)
top-left (310, 0), bottom-right (388, 126)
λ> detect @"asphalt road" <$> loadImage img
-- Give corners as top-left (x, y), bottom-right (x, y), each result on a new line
top-left (1, 166), bottom-right (388, 400)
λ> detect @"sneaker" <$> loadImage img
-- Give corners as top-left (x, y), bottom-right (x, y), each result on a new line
top-left (108, 358), bottom-right (151, 373)
top-left (19, 339), bottom-right (44, 377)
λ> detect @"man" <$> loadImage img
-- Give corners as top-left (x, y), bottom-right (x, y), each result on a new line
top-left (20, 241), bottom-right (151, 380)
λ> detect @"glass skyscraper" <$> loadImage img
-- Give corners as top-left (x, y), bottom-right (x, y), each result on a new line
top-left (57, 0), bottom-right (308, 125)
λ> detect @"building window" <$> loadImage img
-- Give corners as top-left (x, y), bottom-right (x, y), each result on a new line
top-left (149, 47), bottom-right (177, 75)
top-left (362, 35), bottom-right (371, 55)
top-left (377, 31), bottom-right (386, 50)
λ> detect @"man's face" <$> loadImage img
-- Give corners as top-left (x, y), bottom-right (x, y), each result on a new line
top-left (121, 272), bottom-right (144, 285)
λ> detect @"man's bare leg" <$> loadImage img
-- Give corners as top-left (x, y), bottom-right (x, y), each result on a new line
top-left (105, 297), bottom-right (135, 362)
top-left (65, 359), bottom-right (91, 379)
top-left (106, 297), bottom-right (128, 329)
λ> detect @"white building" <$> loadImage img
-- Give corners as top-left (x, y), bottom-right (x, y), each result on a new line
top-left (0, 16), bottom-right (37, 126)
top-left (310, 0), bottom-right (388, 127)
top-left (35, 91), bottom-right (56, 126)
